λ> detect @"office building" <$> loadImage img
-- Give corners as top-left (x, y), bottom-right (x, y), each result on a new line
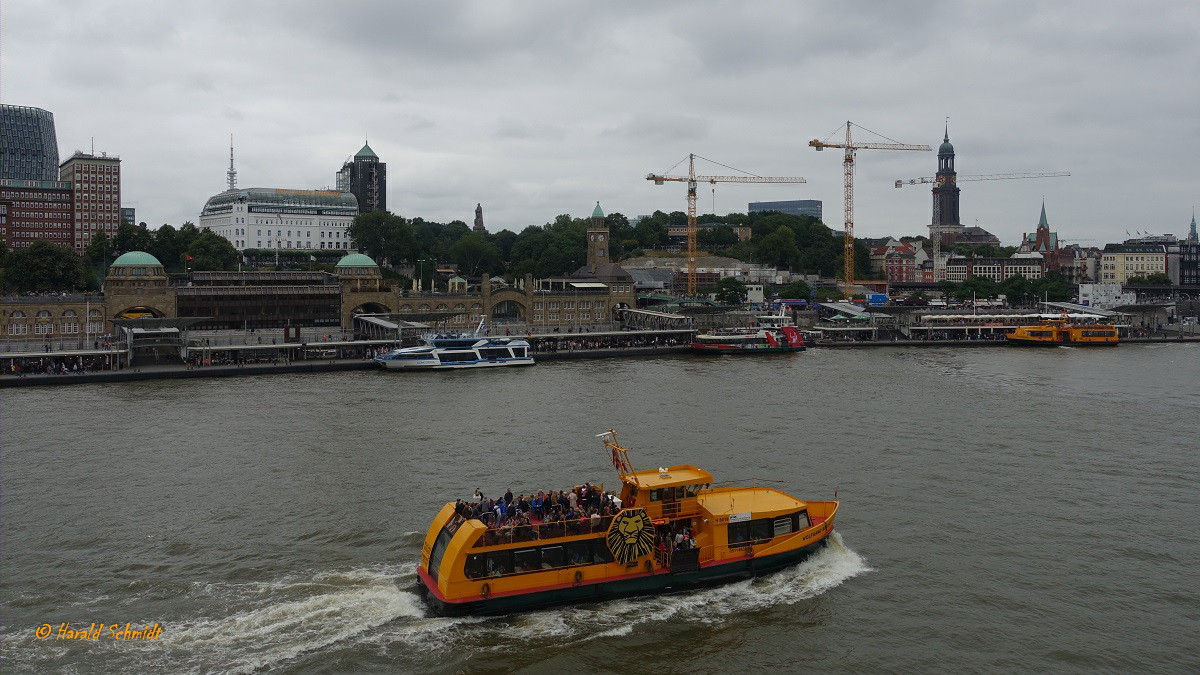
top-left (1, 105), bottom-right (60, 182)
top-left (59, 151), bottom-right (122, 251)
top-left (336, 143), bottom-right (386, 213)
top-left (747, 199), bottom-right (822, 220)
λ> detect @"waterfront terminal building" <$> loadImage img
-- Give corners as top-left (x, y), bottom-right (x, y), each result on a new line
top-left (1, 212), bottom-right (638, 362)
top-left (199, 187), bottom-right (359, 252)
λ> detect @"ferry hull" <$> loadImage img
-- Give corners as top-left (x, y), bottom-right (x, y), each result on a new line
top-left (376, 357), bottom-right (535, 370)
top-left (418, 536), bottom-right (829, 616)
top-left (690, 343), bottom-right (805, 355)
top-left (1005, 337), bottom-right (1118, 347)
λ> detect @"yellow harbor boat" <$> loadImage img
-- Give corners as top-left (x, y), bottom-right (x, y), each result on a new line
top-left (417, 430), bottom-right (839, 615)
top-left (1006, 317), bottom-right (1119, 346)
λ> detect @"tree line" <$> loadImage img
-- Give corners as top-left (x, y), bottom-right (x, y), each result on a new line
top-left (0, 206), bottom-right (926, 295)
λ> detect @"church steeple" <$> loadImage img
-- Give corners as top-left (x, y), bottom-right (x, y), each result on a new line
top-left (933, 119), bottom-right (960, 227)
top-left (1038, 199), bottom-right (1050, 228)
top-left (1189, 208), bottom-right (1198, 243)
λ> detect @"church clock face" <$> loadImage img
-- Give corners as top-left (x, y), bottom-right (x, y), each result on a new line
top-left (936, 175), bottom-right (947, 186)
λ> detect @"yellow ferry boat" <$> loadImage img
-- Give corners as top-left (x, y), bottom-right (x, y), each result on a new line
top-left (1006, 318), bottom-right (1119, 346)
top-left (417, 430), bottom-right (839, 615)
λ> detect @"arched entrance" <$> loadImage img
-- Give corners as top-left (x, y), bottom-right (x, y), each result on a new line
top-left (115, 306), bottom-right (165, 320)
top-left (490, 300), bottom-right (525, 322)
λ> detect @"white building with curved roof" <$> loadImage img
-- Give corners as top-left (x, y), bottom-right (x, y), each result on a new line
top-left (199, 187), bottom-right (359, 252)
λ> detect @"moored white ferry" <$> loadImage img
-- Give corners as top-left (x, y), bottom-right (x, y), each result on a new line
top-left (691, 310), bottom-right (806, 354)
top-left (374, 324), bottom-right (534, 370)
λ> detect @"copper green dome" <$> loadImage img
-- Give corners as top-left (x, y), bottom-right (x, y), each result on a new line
top-left (938, 123), bottom-right (954, 155)
top-left (335, 253), bottom-right (378, 267)
top-left (592, 201), bottom-right (605, 218)
top-left (112, 251), bottom-right (163, 266)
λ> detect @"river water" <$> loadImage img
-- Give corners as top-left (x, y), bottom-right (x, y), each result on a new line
top-left (3, 344), bottom-right (1198, 673)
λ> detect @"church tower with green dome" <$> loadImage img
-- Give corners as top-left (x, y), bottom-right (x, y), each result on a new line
top-left (933, 122), bottom-right (961, 230)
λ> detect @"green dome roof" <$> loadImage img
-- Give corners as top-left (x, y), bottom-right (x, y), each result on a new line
top-left (113, 251), bottom-right (163, 266)
top-left (592, 201), bottom-right (605, 218)
top-left (335, 253), bottom-right (378, 267)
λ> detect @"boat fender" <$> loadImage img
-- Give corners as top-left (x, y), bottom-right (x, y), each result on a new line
top-left (574, 570), bottom-right (583, 586)
top-left (480, 583), bottom-right (491, 598)
top-left (645, 559), bottom-right (654, 573)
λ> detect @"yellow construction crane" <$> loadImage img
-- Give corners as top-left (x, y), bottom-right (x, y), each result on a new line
top-left (810, 122), bottom-right (931, 298)
top-left (647, 154), bottom-right (806, 297)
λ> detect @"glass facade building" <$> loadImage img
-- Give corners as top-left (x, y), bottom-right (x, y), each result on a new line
top-left (1, 105), bottom-right (60, 182)
top-left (748, 199), bottom-right (822, 220)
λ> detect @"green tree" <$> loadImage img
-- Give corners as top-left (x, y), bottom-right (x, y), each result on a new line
top-left (85, 230), bottom-right (115, 268)
top-left (755, 225), bottom-right (800, 269)
top-left (698, 225), bottom-right (739, 249)
top-left (349, 211), bottom-right (417, 266)
top-left (450, 232), bottom-right (501, 277)
top-left (113, 221), bottom-right (153, 254)
top-left (148, 225), bottom-right (186, 271)
top-left (1126, 272), bottom-right (1171, 285)
top-left (5, 240), bottom-right (85, 292)
top-left (1000, 275), bottom-right (1034, 306)
top-left (775, 280), bottom-right (812, 299)
top-left (185, 230), bottom-right (239, 271)
top-left (711, 277), bottom-right (748, 304)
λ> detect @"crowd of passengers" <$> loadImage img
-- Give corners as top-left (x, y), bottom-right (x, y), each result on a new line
top-left (449, 483), bottom-right (624, 544)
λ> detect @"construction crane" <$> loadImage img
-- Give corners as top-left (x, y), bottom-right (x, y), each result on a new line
top-left (894, 171), bottom-right (1071, 189)
top-left (896, 171), bottom-right (1070, 278)
top-left (646, 154), bottom-right (806, 296)
top-left (809, 122), bottom-right (931, 298)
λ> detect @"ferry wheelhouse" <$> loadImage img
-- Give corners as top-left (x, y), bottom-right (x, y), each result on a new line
top-left (374, 321), bottom-right (534, 370)
top-left (691, 311), bottom-right (806, 354)
top-left (1006, 319), bottom-right (1119, 346)
top-left (417, 431), bottom-right (839, 615)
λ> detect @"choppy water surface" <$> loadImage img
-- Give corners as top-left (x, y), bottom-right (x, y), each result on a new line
top-left (3, 345), bottom-right (1199, 673)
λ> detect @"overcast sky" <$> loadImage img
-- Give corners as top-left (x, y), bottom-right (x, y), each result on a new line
top-left (7, 1), bottom-right (1198, 246)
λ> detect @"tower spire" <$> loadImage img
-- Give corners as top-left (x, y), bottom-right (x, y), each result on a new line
top-left (944, 116), bottom-right (949, 143)
top-left (227, 134), bottom-right (238, 190)
top-left (1189, 207), bottom-right (1198, 243)
top-left (1039, 199), bottom-right (1049, 227)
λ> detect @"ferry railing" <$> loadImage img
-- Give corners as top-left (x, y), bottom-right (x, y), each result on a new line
top-left (471, 515), bottom-right (615, 548)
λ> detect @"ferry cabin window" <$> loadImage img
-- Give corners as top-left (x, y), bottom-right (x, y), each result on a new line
top-left (773, 517), bottom-right (793, 538)
top-left (541, 545), bottom-right (565, 569)
top-left (486, 550), bottom-right (514, 576)
top-left (465, 554), bottom-right (488, 580)
top-left (514, 548), bottom-right (540, 573)
top-left (650, 489), bottom-right (662, 502)
top-left (428, 527), bottom-right (455, 581)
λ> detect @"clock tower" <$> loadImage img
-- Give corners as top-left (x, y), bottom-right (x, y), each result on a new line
top-left (932, 123), bottom-right (961, 229)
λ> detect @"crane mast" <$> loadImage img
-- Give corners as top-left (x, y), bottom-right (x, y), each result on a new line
top-left (647, 154), bottom-right (805, 296)
top-left (810, 122), bottom-right (930, 298)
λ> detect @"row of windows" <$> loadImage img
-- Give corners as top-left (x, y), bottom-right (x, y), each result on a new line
top-left (727, 511), bottom-right (810, 546)
top-left (252, 240), bottom-right (349, 249)
top-left (464, 538), bottom-right (615, 579)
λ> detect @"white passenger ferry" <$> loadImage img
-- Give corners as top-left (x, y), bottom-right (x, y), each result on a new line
top-left (375, 322), bottom-right (534, 370)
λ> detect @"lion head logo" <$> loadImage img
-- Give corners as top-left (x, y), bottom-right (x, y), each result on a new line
top-left (606, 508), bottom-right (655, 564)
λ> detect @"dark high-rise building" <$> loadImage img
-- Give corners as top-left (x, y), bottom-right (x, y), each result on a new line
top-left (1, 105), bottom-right (60, 181)
top-left (747, 199), bottom-right (822, 220)
top-left (336, 143), bottom-right (386, 214)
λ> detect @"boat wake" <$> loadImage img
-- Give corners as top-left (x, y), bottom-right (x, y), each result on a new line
top-left (19, 535), bottom-right (867, 671)
top-left (361, 531), bottom-right (870, 661)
